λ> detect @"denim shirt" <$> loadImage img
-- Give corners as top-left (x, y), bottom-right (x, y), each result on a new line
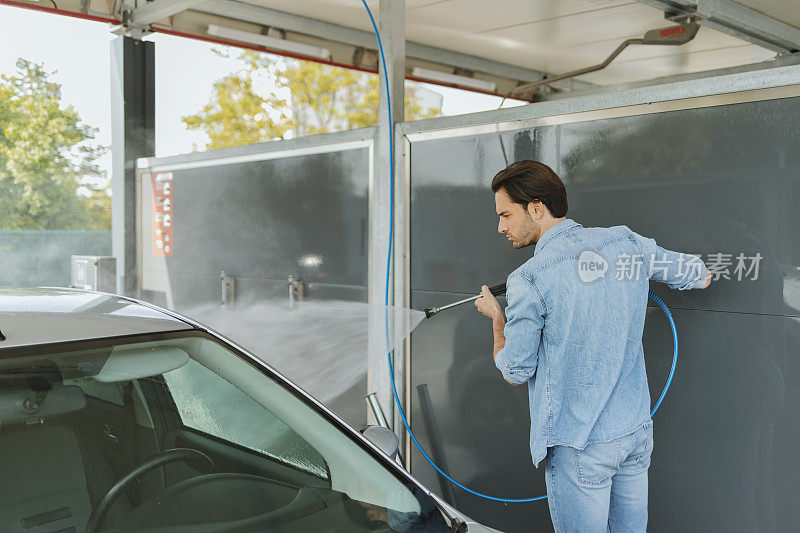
top-left (495, 219), bottom-right (708, 467)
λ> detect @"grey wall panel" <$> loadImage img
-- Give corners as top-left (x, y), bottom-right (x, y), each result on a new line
top-left (409, 131), bottom-right (536, 296)
top-left (553, 98), bottom-right (798, 316)
top-left (149, 149), bottom-right (368, 289)
top-left (411, 98), bottom-right (800, 316)
top-left (140, 145), bottom-right (370, 428)
top-left (409, 96), bottom-right (800, 532)
top-left (645, 311), bottom-right (796, 533)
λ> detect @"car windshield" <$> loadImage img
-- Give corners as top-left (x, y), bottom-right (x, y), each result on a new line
top-left (0, 331), bottom-right (450, 532)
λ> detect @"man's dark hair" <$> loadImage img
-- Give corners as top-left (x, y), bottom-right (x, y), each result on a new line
top-left (491, 160), bottom-right (568, 218)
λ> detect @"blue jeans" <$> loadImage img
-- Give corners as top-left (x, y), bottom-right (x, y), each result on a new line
top-left (545, 420), bottom-right (653, 532)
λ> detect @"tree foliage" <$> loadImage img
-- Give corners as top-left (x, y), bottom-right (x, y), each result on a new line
top-left (184, 52), bottom-right (441, 149)
top-left (0, 59), bottom-right (110, 229)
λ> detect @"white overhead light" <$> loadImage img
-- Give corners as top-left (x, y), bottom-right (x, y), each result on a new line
top-left (411, 67), bottom-right (496, 92)
top-left (207, 24), bottom-right (330, 60)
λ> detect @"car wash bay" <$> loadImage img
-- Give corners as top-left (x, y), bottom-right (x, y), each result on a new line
top-left (25, 0), bottom-right (794, 530)
top-left (136, 70), bottom-right (800, 531)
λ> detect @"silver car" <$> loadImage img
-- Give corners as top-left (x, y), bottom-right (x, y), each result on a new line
top-left (0, 288), bottom-right (497, 533)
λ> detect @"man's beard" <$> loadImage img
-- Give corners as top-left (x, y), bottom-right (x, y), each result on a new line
top-left (511, 214), bottom-right (539, 249)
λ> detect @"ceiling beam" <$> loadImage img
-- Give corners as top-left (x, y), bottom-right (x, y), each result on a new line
top-left (636, 0), bottom-right (800, 53)
top-left (695, 0), bottom-right (800, 53)
top-left (128, 0), bottom-right (207, 27)
top-left (194, 0), bottom-right (595, 90)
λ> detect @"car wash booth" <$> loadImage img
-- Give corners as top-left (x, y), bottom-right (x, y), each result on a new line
top-left (14, 0), bottom-right (800, 531)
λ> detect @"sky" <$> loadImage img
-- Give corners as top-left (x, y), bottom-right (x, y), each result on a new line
top-left (0, 4), bottom-right (524, 181)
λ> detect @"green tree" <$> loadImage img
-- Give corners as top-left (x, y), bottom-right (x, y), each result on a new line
top-left (184, 52), bottom-right (441, 149)
top-left (182, 72), bottom-right (290, 150)
top-left (0, 59), bottom-right (110, 230)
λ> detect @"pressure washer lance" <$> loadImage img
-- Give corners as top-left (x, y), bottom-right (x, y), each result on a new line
top-left (424, 283), bottom-right (506, 319)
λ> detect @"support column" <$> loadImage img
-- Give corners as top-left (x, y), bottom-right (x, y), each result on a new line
top-left (367, 0), bottom-right (406, 435)
top-left (111, 36), bottom-right (155, 296)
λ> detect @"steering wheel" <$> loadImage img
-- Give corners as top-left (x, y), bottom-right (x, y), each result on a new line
top-left (86, 448), bottom-right (214, 533)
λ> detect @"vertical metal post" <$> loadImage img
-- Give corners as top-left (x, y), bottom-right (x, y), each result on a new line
top-left (399, 135), bottom-right (412, 469)
top-left (367, 0), bottom-right (406, 432)
top-left (111, 36), bottom-right (155, 296)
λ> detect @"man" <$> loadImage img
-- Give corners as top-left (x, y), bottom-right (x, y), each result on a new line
top-left (474, 161), bottom-right (711, 532)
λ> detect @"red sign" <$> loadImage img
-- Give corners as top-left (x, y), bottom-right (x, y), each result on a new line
top-left (660, 26), bottom-right (686, 37)
top-left (152, 172), bottom-right (174, 257)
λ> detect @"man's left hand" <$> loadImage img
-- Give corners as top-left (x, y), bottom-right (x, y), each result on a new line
top-left (475, 285), bottom-right (503, 320)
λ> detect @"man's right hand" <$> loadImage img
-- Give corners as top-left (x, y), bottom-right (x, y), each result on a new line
top-left (475, 285), bottom-right (503, 320)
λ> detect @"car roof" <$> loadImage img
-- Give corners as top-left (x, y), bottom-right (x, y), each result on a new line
top-left (0, 287), bottom-right (194, 349)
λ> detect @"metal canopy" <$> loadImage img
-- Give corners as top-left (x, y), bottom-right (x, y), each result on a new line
top-left (127, 0), bottom-right (205, 27)
top-left (4, 0), bottom-right (800, 95)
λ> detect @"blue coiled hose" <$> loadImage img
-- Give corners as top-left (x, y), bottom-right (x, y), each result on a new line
top-left (360, 0), bottom-right (678, 504)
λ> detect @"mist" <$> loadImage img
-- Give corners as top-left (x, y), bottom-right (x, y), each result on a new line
top-left (179, 299), bottom-right (426, 403)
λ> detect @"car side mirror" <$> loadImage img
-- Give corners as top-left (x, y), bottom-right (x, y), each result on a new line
top-left (360, 425), bottom-right (399, 460)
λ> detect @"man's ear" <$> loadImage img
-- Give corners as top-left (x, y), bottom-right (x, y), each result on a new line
top-left (526, 201), bottom-right (540, 218)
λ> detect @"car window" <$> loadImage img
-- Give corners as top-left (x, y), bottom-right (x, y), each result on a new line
top-left (0, 332), bottom-right (450, 532)
top-left (163, 357), bottom-right (328, 478)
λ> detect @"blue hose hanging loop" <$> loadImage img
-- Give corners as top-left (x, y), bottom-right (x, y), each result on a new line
top-left (360, 0), bottom-right (677, 504)
top-left (647, 290), bottom-right (677, 418)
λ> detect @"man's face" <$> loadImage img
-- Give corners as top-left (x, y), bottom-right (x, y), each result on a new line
top-left (495, 188), bottom-right (539, 249)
